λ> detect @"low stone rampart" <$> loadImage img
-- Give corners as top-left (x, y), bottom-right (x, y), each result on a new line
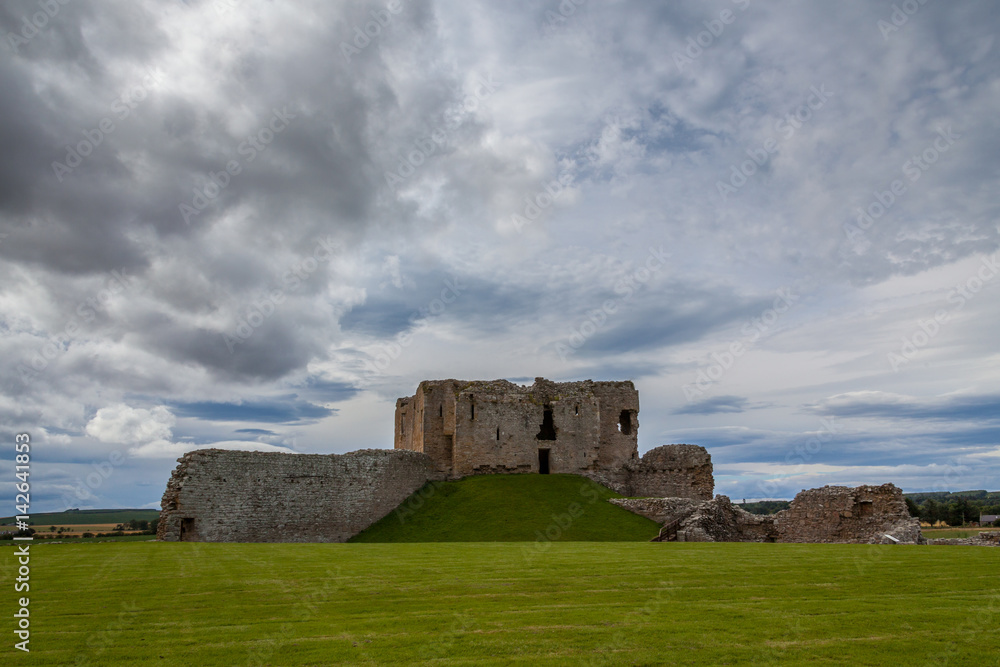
top-left (157, 448), bottom-right (440, 542)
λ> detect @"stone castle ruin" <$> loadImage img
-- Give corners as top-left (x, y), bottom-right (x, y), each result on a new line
top-left (159, 378), bottom-right (711, 542)
top-left (157, 376), bottom-right (946, 546)
top-left (393, 378), bottom-right (713, 498)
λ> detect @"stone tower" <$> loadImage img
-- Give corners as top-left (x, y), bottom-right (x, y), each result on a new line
top-left (394, 377), bottom-right (640, 478)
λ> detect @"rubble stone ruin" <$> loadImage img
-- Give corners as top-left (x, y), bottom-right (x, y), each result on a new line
top-left (613, 483), bottom-right (925, 544)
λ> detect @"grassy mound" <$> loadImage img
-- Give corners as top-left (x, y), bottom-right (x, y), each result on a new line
top-left (350, 473), bottom-right (660, 542)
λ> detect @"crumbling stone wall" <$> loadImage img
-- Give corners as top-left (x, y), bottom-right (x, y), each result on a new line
top-left (772, 484), bottom-right (921, 544)
top-left (395, 377), bottom-right (639, 478)
top-left (157, 448), bottom-right (441, 542)
top-left (675, 496), bottom-right (777, 543)
top-left (625, 445), bottom-right (714, 499)
top-left (589, 445), bottom-right (714, 499)
top-left (608, 497), bottom-right (703, 525)
top-left (612, 483), bottom-right (922, 544)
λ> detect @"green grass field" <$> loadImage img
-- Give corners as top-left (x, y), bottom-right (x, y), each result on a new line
top-left (350, 474), bottom-right (660, 542)
top-left (0, 508), bottom-right (159, 526)
top-left (4, 541), bottom-right (998, 665)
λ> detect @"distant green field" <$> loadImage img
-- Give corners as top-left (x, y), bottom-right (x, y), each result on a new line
top-left (0, 509), bottom-right (159, 526)
top-left (4, 541), bottom-right (998, 665)
top-left (350, 474), bottom-right (661, 542)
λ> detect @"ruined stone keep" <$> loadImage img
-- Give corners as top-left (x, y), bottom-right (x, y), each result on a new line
top-left (394, 377), bottom-right (713, 499)
top-left (394, 378), bottom-right (640, 478)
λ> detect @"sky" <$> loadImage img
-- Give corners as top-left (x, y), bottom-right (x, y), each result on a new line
top-left (2, 0), bottom-right (999, 512)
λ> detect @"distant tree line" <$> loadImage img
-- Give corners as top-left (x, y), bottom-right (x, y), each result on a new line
top-left (906, 492), bottom-right (1000, 526)
top-left (740, 501), bottom-right (791, 515)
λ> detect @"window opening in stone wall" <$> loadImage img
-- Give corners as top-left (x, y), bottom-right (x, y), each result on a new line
top-left (496, 427), bottom-right (500, 441)
top-left (858, 500), bottom-right (874, 517)
top-left (618, 410), bottom-right (632, 435)
top-left (538, 448), bottom-right (550, 474)
top-left (471, 402), bottom-right (475, 420)
top-left (575, 404), bottom-right (579, 415)
top-left (536, 408), bottom-right (556, 440)
top-left (439, 404), bottom-right (443, 417)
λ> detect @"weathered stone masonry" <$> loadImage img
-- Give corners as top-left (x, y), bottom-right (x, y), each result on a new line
top-left (157, 448), bottom-right (441, 542)
top-left (395, 378), bottom-right (640, 479)
top-left (394, 377), bottom-right (714, 499)
top-left (612, 483), bottom-right (924, 544)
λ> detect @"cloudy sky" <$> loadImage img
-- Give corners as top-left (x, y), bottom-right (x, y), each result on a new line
top-left (2, 0), bottom-right (999, 512)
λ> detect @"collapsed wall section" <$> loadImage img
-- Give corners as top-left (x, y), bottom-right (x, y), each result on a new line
top-left (773, 483), bottom-right (922, 544)
top-left (157, 448), bottom-right (440, 543)
top-left (612, 483), bottom-right (923, 544)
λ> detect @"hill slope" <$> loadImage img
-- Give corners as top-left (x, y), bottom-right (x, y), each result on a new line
top-left (350, 473), bottom-right (660, 542)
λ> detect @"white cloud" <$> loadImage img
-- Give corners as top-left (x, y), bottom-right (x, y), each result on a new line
top-left (86, 404), bottom-right (176, 445)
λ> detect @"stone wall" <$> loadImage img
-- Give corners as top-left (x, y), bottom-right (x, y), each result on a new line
top-left (772, 483), bottom-right (922, 544)
top-left (626, 444), bottom-right (714, 499)
top-left (395, 378), bottom-right (639, 478)
top-left (157, 448), bottom-right (440, 542)
top-left (611, 483), bottom-right (923, 544)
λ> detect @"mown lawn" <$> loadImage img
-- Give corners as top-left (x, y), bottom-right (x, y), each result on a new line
top-left (3, 541), bottom-right (998, 665)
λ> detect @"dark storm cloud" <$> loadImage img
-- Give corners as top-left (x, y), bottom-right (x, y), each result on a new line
top-left (340, 269), bottom-right (544, 338)
top-left (808, 392), bottom-right (1000, 423)
top-left (575, 285), bottom-right (771, 356)
top-left (171, 396), bottom-right (333, 424)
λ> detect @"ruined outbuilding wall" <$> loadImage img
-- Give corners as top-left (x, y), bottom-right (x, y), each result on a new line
top-left (625, 444), bottom-right (714, 499)
top-left (395, 378), bottom-right (639, 478)
top-left (611, 484), bottom-right (922, 544)
top-left (157, 449), bottom-right (440, 542)
top-left (772, 483), bottom-right (921, 544)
